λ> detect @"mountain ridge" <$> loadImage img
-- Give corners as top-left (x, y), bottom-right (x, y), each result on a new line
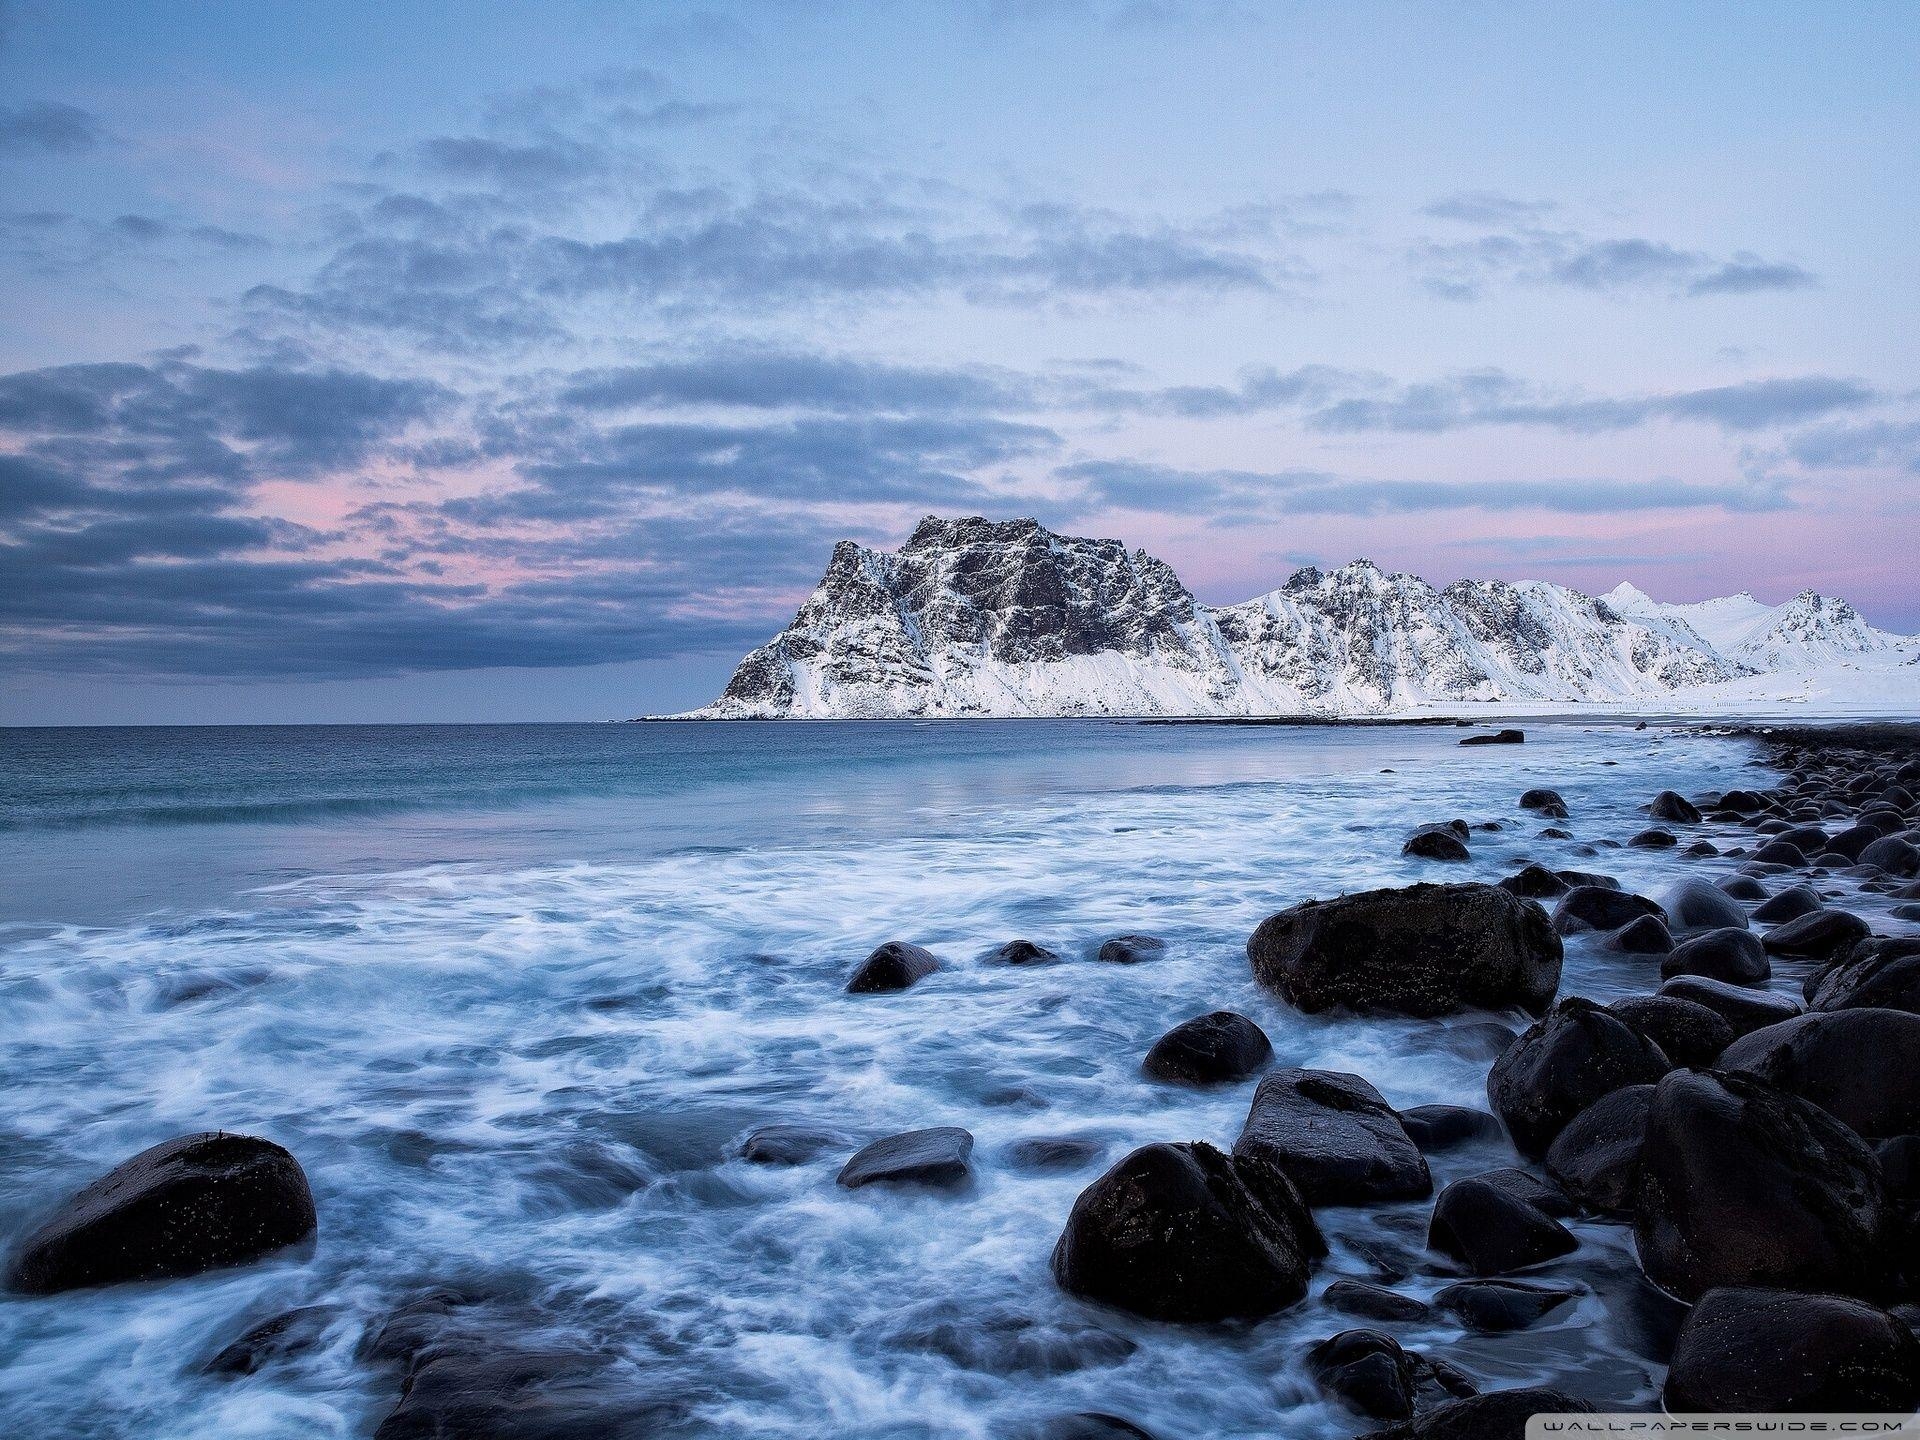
top-left (685, 516), bottom-right (1916, 718)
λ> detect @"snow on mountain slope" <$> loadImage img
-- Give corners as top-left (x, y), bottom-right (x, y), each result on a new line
top-left (686, 515), bottom-right (1897, 718)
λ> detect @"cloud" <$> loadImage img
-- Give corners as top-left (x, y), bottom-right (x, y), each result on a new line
top-left (0, 101), bottom-right (100, 155)
top-left (557, 354), bottom-right (1029, 414)
top-left (1422, 192), bottom-right (1558, 226)
top-left (1781, 417), bottom-right (1920, 473)
top-left (1060, 458), bottom-right (1793, 516)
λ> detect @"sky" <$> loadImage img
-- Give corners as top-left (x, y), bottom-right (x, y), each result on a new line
top-left (2, 0), bottom-right (1917, 723)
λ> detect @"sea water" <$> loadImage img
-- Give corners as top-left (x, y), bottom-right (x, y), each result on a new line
top-left (0, 719), bottom-right (1832, 1438)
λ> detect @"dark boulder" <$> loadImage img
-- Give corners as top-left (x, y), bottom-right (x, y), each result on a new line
top-left (1475, 1166), bottom-right (1578, 1218)
top-left (1323, 1279), bottom-right (1429, 1321)
top-left (1629, 828), bottom-right (1678, 849)
top-left (1752, 885), bottom-right (1824, 923)
top-left (1718, 875), bottom-right (1769, 901)
top-left (836, 1127), bottom-right (974, 1189)
top-left (1657, 975), bottom-right (1803, 1038)
top-left (1862, 836), bottom-right (1920, 876)
top-left (737, 1124), bottom-right (849, 1165)
top-left (1430, 1282), bottom-right (1579, 1333)
top-left (1459, 729), bottom-right (1524, 746)
top-left (1552, 886), bottom-right (1662, 936)
top-left (1807, 937), bottom-right (1920, 1014)
top-left (985, 939), bottom-right (1060, 965)
top-left (1427, 1175), bottom-right (1577, 1275)
top-left (6, 1133), bottom-right (316, 1295)
top-left (1658, 877), bottom-right (1748, 932)
top-left (1828, 823), bottom-right (1883, 861)
top-left (1247, 883), bottom-right (1561, 1019)
top-left (1719, 1008), bottom-right (1920, 1138)
top-left (1660, 928), bottom-right (1770, 986)
top-left (1050, 1142), bottom-right (1318, 1323)
top-left (1751, 840), bottom-right (1810, 866)
top-left (1634, 1069), bottom-right (1886, 1302)
top-left (1032, 1417), bottom-right (1157, 1440)
top-left (1141, 1011), bottom-right (1273, 1086)
top-left (370, 1328), bottom-right (666, 1440)
top-left (1608, 915), bottom-right (1673, 955)
top-left (1664, 1287), bottom-right (1920, 1414)
top-left (1233, 1068), bottom-right (1431, 1205)
top-left (1545, 1085), bottom-right (1653, 1216)
top-left (1519, 788), bottom-right (1566, 812)
top-left (1369, 1388), bottom-right (1591, 1440)
top-left (1498, 863), bottom-right (1569, 899)
top-left (1649, 791), bottom-right (1702, 824)
top-left (204, 1304), bottom-right (337, 1376)
top-left (1306, 1328), bottom-right (1417, 1420)
top-left (846, 941), bottom-right (940, 994)
top-left (1606, 995), bottom-right (1734, 1067)
top-left (1004, 1136), bottom-right (1111, 1174)
top-left (1096, 934), bottom-right (1166, 964)
top-left (1761, 909), bottom-right (1872, 963)
top-left (1398, 1104), bottom-right (1502, 1153)
top-left (1404, 827), bottom-right (1470, 861)
top-left (1487, 998), bottom-right (1671, 1157)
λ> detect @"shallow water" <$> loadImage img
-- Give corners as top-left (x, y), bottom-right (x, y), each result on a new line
top-left (1, 719), bottom-right (1889, 1438)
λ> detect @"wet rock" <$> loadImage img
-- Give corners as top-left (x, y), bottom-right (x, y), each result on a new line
top-left (1658, 878), bottom-right (1748, 932)
top-left (1141, 1011), bottom-right (1272, 1086)
top-left (1459, 729), bottom-right (1524, 746)
top-left (1752, 885), bottom-right (1824, 923)
top-left (1761, 909), bottom-right (1872, 963)
top-left (1404, 826), bottom-right (1470, 861)
top-left (1657, 975), bottom-right (1803, 1038)
top-left (1552, 886), bottom-right (1663, 936)
top-left (1475, 1166), bottom-right (1578, 1218)
top-left (1233, 1068), bottom-right (1430, 1205)
top-left (1539, 826), bottom-right (1573, 839)
top-left (1634, 1069), bottom-right (1886, 1302)
top-left (204, 1304), bottom-right (336, 1376)
top-left (1608, 915), bottom-right (1672, 955)
top-left (372, 1333), bottom-right (664, 1440)
top-left (1606, 995), bottom-right (1734, 1067)
top-left (6, 1132), bottom-right (316, 1294)
top-left (1369, 1388), bottom-right (1592, 1440)
top-left (1498, 863), bottom-right (1569, 899)
top-left (1033, 1415), bottom-right (1157, 1440)
top-left (1051, 1141), bottom-right (1319, 1323)
top-left (1487, 998), bottom-right (1671, 1157)
top-left (1660, 927), bottom-right (1770, 986)
top-left (1431, 1282), bottom-right (1579, 1333)
top-left (1306, 1328), bottom-right (1416, 1420)
top-left (1649, 791), bottom-right (1702, 824)
top-left (1829, 823), bottom-right (1885, 861)
top-left (1720, 789), bottom-right (1767, 814)
top-left (1323, 1279), bottom-right (1429, 1321)
top-left (1545, 1084), bottom-right (1653, 1216)
top-left (846, 941), bottom-right (940, 994)
top-left (1807, 937), bottom-right (1920, 1014)
top-left (836, 1127), bottom-right (974, 1189)
top-left (1664, 1287), bottom-right (1920, 1414)
top-left (1398, 1105), bottom-right (1502, 1153)
top-left (1629, 829), bottom-right (1678, 849)
top-left (984, 940), bottom-right (1060, 965)
top-left (889, 1300), bottom-right (1135, 1378)
top-left (1751, 840), bottom-right (1810, 866)
top-left (1718, 875), bottom-right (1769, 901)
top-left (1096, 934), bottom-right (1166, 964)
top-left (1519, 788), bottom-right (1566, 813)
top-left (1719, 1008), bottom-right (1920, 1138)
top-left (1428, 1175), bottom-right (1577, 1274)
top-left (1557, 869), bottom-right (1620, 890)
top-left (1248, 882), bottom-right (1562, 1018)
top-left (1004, 1136), bottom-right (1111, 1174)
top-left (737, 1124), bottom-right (848, 1166)
top-left (1862, 836), bottom-right (1920, 877)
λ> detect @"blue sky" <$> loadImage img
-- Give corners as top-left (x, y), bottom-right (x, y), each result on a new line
top-left (2, 0), bottom-right (1917, 722)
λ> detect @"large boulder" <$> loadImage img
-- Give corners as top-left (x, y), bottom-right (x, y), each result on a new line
top-left (1487, 998), bottom-right (1671, 1157)
top-left (1404, 825), bottom-right (1470, 861)
top-left (1431, 1280), bottom-right (1578, 1333)
top-left (1096, 934), bottom-right (1166, 964)
top-left (984, 940), bottom-right (1060, 965)
top-left (1247, 883), bottom-right (1561, 1018)
top-left (1862, 835), bottom-right (1920, 876)
top-left (1552, 886), bottom-right (1662, 936)
top-left (1398, 1104), bottom-right (1503, 1153)
top-left (1427, 1175), bottom-right (1576, 1275)
top-left (1051, 1142), bottom-right (1319, 1323)
top-left (1659, 928), bottom-right (1770, 986)
top-left (1141, 1011), bottom-right (1272, 1086)
top-left (1305, 1328), bottom-right (1417, 1420)
top-left (1368, 1388), bottom-right (1591, 1439)
top-left (846, 941), bottom-right (940, 993)
top-left (1545, 1085), bottom-right (1653, 1216)
top-left (1664, 1287), bottom-right (1920, 1414)
top-left (6, 1133), bottom-right (316, 1294)
top-left (1719, 1008), bottom-right (1920, 1138)
top-left (1807, 937), bottom-right (1920, 1014)
top-left (1233, 1068), bottom-right (1431, 1205)
top-left (1649, 791), bottom-right (1703, 824)
top-left (1658, 877), bottom-right (1747, 931)
top-left (1634, 1070), bottom-right (1887, 1302)
top-left (1657, 975), bottom-right (1803, 1038)
top-left (1752, 885), bottom-right (1824, 923)
top-left (1608, 915), bottom-right (1672, 955)
top-left (1761, 909), bottom-right (1872, 963)
top-left (836, 1128), bottom-right (974, 1189)
top-left (1606, 995), bottom-right (1734, 1067)
top-left (1519, 788), bottom-right (1567, 813)
top-left (1498, 864), bottom-right (1569, 900)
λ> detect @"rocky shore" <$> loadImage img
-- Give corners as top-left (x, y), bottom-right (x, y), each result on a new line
top-left (5, 722), bottom-right (1920, 1437)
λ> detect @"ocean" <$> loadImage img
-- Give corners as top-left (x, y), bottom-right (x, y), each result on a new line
top-left (0, 719), bottom-right (1814, 1437)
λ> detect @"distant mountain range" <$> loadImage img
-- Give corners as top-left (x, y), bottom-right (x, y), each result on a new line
top-left (684, 516), bottom-right (1917, 718)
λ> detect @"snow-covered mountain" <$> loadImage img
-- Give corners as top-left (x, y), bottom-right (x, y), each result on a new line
top-left (684, 515), bottom-right (1913, 718)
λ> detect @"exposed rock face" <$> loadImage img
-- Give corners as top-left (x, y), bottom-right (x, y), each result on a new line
top-left (1141, 1011), bottom-right (1273, 1086)
top-left (1807, 937), bottom-right (1920, 1013)
top-left (1233, 1068), bottom-right (1431, 1205)
top-left (1050, 1141), bottom-right (1320, 1323)
top-left (7, 1133), bottom-right (316, 1294)
top-left (836, 1128), bottom-right (974, 1189)
top-left (1664, 1287), bottom-right (1920, 1413)
top-left (689, 517), bottom-right (1760, 717)
top-left (1487, 998), bottom-right (1672, 1157)
top-left (1634, 1070), bottom-right (1887, 1302)
top-left (1248, 883), bottom-right (1561, 1018)
top-left (1427, 1174), bottom-right (1577, 1274)
top-left (1545, 1084), bottom-right (1654, 1215)
top-left (1718, 1008), bottom-right (1920, 1138)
